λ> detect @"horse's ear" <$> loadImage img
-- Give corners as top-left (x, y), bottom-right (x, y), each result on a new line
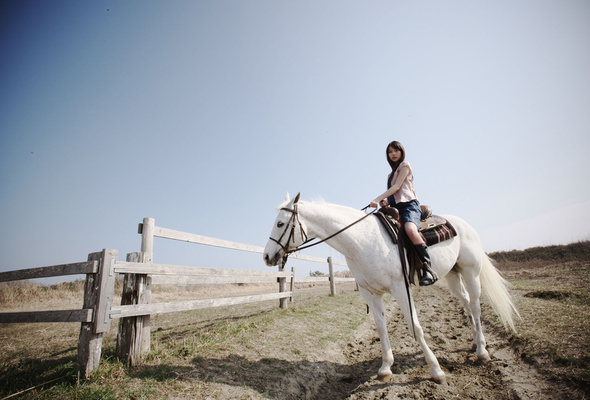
top-left (293, 192), bottom-right (300, 204)
top-left (284, 192), bottom-right (290, 203)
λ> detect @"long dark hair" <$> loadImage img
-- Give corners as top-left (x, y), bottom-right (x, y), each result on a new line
top-left (386, 141), bottom-right (405, 188)
top-left (386, 140), bottom-right (405, 173)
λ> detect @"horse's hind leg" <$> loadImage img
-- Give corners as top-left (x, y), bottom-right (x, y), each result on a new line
top-left (445, 268), bottom-right (476, 337)
top-left (390, 281), bottom-right (446, 384)
top-left (358, 287), bottom-right (394, 381)
top-left (457, 264), bottom-right (490, 361)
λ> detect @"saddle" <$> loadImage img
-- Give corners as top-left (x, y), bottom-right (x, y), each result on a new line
top-left (379, 205), bottom-right (446, 231)
top-left (375, 205), bottom-right (457, 285)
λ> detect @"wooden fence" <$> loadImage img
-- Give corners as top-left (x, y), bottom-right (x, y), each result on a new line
top-left (0, 217), bottom-right (354, 378)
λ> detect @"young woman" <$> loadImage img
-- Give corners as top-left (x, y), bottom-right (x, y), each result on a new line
top-left (370, 140), bottom-right (436, 286)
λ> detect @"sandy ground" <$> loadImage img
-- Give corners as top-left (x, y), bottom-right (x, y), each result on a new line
top-left (328, 283), bottom-right (555, 400)
top-left (260, 284), bottom-right (557, 399)
top-left (185, 282), bottom-right (563, 400)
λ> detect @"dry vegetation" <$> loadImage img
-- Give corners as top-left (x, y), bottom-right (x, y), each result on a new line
top-left (0, 241), bottom-right (589, 399)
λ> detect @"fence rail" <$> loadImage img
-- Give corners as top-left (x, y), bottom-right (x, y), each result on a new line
top-left (146, 223), bottom-right (347, 266)
top-left (0, 217), bottom-right (352, 379)
top-left (0, 261), bottom-right (97, 282)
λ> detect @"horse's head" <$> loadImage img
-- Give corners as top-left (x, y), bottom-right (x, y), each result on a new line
top-left (263, 192), bottom-right (308, 266)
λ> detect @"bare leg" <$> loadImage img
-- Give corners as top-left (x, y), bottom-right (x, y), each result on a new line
top-left (404, 222), bottom-right (424, 245)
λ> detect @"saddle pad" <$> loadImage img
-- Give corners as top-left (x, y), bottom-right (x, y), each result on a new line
top-left (419, 215), bottom-right (447, 230)
top-left (421, 220), bottom-right (457, 246)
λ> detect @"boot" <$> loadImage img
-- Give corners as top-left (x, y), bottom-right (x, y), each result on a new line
top-left (415, 244), bottom-right (437, 286)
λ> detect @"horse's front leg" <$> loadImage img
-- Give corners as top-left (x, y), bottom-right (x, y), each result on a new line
top-left (358, 286), bottom-right (394, 381)
top-left (389, 281), bottom-right (446, 384)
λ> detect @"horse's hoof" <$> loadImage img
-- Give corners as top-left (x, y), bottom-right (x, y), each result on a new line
top-left (377, 371), bottom-right (393, 382)
top-left (432, 375), bottom-right (447, 385)
top-left (478, 353), bottom-right (491, 362)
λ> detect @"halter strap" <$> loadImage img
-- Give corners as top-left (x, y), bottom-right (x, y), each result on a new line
top-left (268, 203), bottom-right (310, 254)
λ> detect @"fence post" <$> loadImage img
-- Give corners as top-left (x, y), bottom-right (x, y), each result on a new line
top-left (290, 267), bottom-right (295, 304)
top-left (77, 251), bottom-right (106, 379)
top-left (140, 218), bottom-right (154, 354)
top-left (278, 259), bottom-right (288, 309)
top-left (328, 257), bottom-right (336, 296)
top-left (140, 217), bottom-right (154, 263)
top-left (93, 249), bottom-right (117, 334)
top-left (116, 252), bottom-right (152, 366)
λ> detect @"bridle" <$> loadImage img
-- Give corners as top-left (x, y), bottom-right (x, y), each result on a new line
top-left (268, 202), bottom-right (310, 255)
top-left (269, 202), bottom-right (376, 261)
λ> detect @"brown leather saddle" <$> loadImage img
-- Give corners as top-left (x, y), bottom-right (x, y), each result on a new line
top-left (379, 205), bottom-right (447, 232)
top-left (375, 205), bottom-right (457, 285)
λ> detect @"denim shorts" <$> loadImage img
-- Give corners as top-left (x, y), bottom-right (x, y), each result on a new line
top-left (394, 200), bottom-right (422, 230)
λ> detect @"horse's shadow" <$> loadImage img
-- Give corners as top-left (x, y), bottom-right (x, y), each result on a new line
top-left (129, 351), bottom-right (431, 399)
top-left (0, 349), bottom-right (433, 399)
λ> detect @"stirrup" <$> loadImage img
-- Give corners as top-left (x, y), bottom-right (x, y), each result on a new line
top-left (419, 269), bottom-right (437, 286)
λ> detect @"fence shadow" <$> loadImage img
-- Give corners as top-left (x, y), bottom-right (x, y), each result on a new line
top-left (0, 353), bottom-right (78, 396)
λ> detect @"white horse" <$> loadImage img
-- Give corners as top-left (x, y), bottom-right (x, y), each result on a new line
top-left (263, 193), bottom-right (519, 384)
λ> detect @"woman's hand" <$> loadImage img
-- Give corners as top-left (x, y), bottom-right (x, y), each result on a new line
top-left (370, 199), bottom-right (389, 208)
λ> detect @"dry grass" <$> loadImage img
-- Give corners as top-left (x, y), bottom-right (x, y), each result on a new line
top-left (0, 280), bottom-right (360, 399)
top-left (1, 241), bottom-right (589, 398)
top-left (0, 280), bottom-right (86, 311)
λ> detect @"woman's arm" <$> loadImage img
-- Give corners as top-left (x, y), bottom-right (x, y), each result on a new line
top-left (370, 166), bottom-right (410, 208)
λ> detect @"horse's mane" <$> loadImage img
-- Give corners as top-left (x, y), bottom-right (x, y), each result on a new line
top-left (277, 195), bottom-right (364, 218)
top-left (301, 199), bottom-right (365, 218)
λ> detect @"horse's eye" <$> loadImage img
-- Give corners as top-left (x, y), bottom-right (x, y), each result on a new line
top-left (277, 221), bottom-right (285, 228)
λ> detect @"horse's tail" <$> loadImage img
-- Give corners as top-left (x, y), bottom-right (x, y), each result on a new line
top-left (479, 254), bottom-right (521, 332)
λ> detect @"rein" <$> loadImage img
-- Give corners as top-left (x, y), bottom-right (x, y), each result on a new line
top-left (270, 202), bottom-right (417, 339)
top-left (269, 204), bottom-right (376, 257)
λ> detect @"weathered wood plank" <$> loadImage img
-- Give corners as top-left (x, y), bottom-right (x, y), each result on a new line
top-left (77, 252), bottom-right (104, 380)
top-left (293, 277), bottom-right (357, 283)
top-left (147, 274), bottom-right (351, 285)
top-left (0, 261), bottom-right (98, 283)
top-left (295, 276), bottom-right (330, 283)
top-left (328, 257), bottom-right (336, 296)
top-left (116, 252), bottom-right (151, 366)
top-left (150, 275), bottom-right (290, 285)
top-left (110, 292), bottom-right (293, 318)
top-left (0, 309), bottom-right (93, 323)
top-left (153, 226), bottom-right (265, 253)
top-left (93, 249), bottom-right (117, 334)
top-left (114, 262), bottom-right (293, 278)
top-left (149, 225), bottom-right (347, 266)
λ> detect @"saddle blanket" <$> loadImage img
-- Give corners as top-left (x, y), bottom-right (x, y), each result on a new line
top-left (375, 209), bottom-right (457, 246)
top-left (421, 220), bottom-right (457, 246)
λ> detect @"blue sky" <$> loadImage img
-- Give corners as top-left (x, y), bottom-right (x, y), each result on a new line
top-left (1, 1), bottom-right (589, 279)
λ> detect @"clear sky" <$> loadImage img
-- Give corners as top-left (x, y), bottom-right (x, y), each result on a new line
top-left (1, 0), bottom-right (589, 279)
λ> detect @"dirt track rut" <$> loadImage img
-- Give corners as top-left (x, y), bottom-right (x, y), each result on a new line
top-left (304, 284), bottom-right (556, 400)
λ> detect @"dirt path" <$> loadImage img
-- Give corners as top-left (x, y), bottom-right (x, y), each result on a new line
top-left (293, 284), bottom-right (557, 400)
